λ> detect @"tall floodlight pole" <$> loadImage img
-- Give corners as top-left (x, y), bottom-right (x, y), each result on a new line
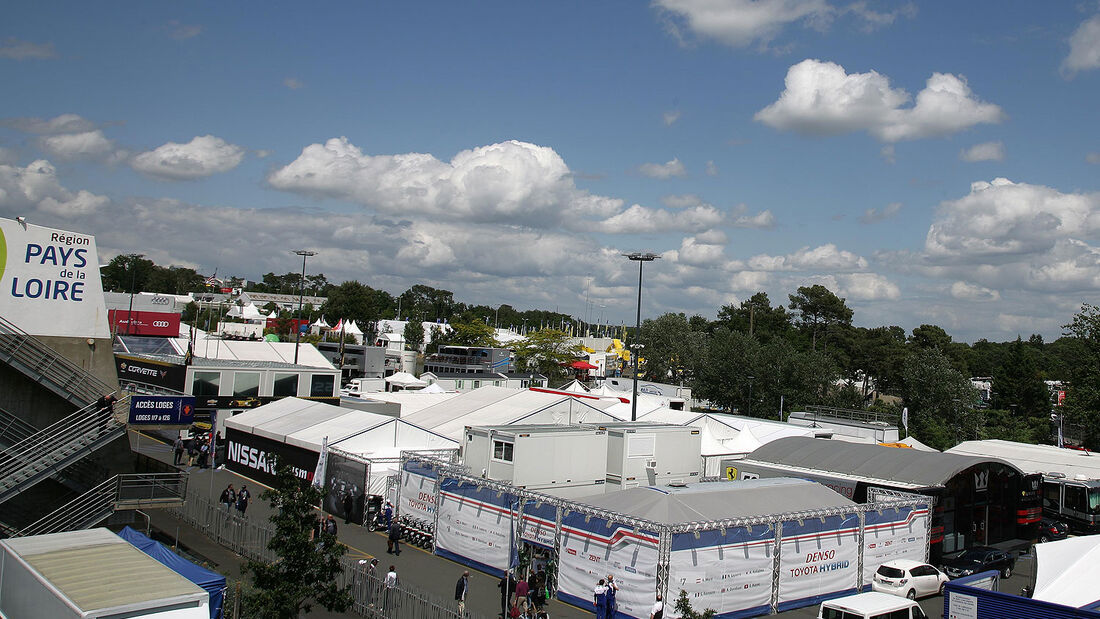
top-left (292, 250), bottom-right (317, 364)
top-left (624, 252), bottom-right (659, 421)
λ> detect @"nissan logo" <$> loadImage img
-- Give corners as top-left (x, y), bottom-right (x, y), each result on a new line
top-left (152, 320), bottom-right (170, 327)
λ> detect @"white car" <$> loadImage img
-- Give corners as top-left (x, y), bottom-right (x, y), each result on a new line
top-left (870, 559), bottom-right (949, 600)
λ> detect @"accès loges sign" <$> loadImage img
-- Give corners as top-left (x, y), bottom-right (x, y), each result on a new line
top-left (0, 217), bottom-right (110, 339)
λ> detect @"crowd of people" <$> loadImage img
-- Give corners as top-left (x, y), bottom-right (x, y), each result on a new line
top-left (172, 427), bottom-right (222, 469)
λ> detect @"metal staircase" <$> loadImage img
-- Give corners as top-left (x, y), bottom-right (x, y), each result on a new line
top-left (0, 395), bottom-right (128, 504)
top-left (17, 472), bottom-right (188, 537)
top-left (0, 314), bottom-right (114, 407)
top-left (0, 406), bottom-right (109, 492)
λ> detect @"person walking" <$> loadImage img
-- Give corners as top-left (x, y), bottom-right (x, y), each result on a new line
top-left (198, 439), bottom-right (210, 469)
top-left (94, 394), bottom-right (116, 434)
top-left (384, 565), bottom-right (399, 612)
top-left (514, 574), bottom-right (530, 614)
top-left (343, 492), bottom-right (354, 524)
top-left (593, 579), bottom-right (609, 619)
top-left (649, 594), bottom-right (664, 619)
top-left (173, 435), bottom-right (185, 466)
top-left (455, 570), bottom-right (470, 616)
top-left (219, 484), bottom-right (236, 514)
top-left (387, 520), bottom-right (401, 555)
top-left (235, 484), bottom-right (251, 516)
top-left (324, 514), bottom-right (338, 537)
top-left (606, 574), bottom-right (619, 619)
top-left (187, 437), bottom-right (198, 467)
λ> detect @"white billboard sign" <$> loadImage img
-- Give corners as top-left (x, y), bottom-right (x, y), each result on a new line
top-left (0, 217), bottom-right (110, 338)
top-left (399, 468), bottom-right (437, 523)
top-left (434, 480), bottom-right (515, 574)
top-left (777, 514), bottom-right (861, 608)
top-left (668, 527), bottom-right (774, 617)
top-left (558, 513), bottom-right (659, 619)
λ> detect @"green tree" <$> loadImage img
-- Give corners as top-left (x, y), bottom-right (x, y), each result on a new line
top-left (243, 464), bottom-right (352, 618)
top-left (446, 319), bottom-right (498, 347)
top-left (901, 347), bottom-right (983, 450)
top-left (100, 254), bottom-right (155, 292)
top-left (787, 285), bottom-right (853, 351)
top-left (991, 337), bottom-right (1050, 418)
top-left (716, 292), bottom-right (792, 341)
top-left (403, 320), bottom-right (424, 351)
top-left (321, 281), bottom-right (392, 324)
top-left (513, 328), bottom-right (583, 379)
top-left (639, 313), bottom-right (706, 385)
top-left (1061, 304), bottom-right (1100, 448)
top-left (674, 589), bottom-right (716, 619)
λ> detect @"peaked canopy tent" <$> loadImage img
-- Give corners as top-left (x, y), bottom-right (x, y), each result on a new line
top-left (385, 371), bottom-right (428, 390)
top-left (1032, 535), bottom-right (1100, 608)
top-left (118, 526), bottom-right (225, 619)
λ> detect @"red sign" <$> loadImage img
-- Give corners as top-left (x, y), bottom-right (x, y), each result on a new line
top-left (109, 310), bottom-right (180, 337)
top-left (1057, 390), bottom-right (1066, 406)
top-left (266, 318), bottom-right (309, 332)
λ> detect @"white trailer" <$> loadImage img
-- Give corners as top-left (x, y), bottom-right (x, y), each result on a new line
top-left (0, 528), bottom-right (209, 619)
top-left (463, 424), bottom-right (609, 498)
top-left (601, 422), bottom-right (702, 490)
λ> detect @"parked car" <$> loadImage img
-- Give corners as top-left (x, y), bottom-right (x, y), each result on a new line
top-left (1037, 517), bottom-right (1070, 543)
top-left (818, 591), bottom-right (928, 619)
top-left (941, 546), bottom-right (1016, 578)
top-left (871, 559), bottom-right (949, 599)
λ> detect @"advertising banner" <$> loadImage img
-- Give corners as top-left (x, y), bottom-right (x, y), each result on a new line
top-left (558, 512), bottom-right (660, 619)
top-left (109, 309), bottom-right (180, 337)
top-left (128, 396), bottom-right (196, 425)
top-left (776, 513), bottom-right (861, 610)
top-left (520, 499), bottom-right (558, 550)
top-left (323, 451), bottom-right (369, 526)
top-left (224, 427), bottom-right (319, 488)
top-left (669, 526), bottom-right (775, 618)
top-left (116, 354), bottom-right (187, 392)
top-left (0, 218), bottom-right (110, 339)
top-left (434, 478), bottom-right (517, 577)
top-left (862, 506), bottom-right (931, 586)
top-left (399, 459), bottom-right (438, 523)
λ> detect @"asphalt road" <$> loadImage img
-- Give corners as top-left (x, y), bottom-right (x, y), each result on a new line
top-left (129, 430), bottom-right (1036, 619)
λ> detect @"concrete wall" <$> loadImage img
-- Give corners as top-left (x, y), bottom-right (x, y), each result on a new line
top-left (35, 335), bottom-right (120, 393)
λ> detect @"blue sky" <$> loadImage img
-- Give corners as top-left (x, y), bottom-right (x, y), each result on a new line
top-left (2, 1), bottom-right (1099, 342)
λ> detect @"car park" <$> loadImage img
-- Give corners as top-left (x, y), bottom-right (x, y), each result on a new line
top-left (941, 546), bottom-right (1015, 578)
top-left (818, 591), bottom-right (928, 619)
top-left (870, 559), bottom-right (949, 600)
top-left (1037, 517), bottom-right (1070, 543)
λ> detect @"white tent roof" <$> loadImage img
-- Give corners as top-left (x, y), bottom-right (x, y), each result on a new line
top-left (419, 383), bottom-right (449, 394)
top-left (355, 390), bottom-right (460, 415)
top-left (403, 385), bottom-right (618, 441)
top-left (385, 372), bottom-right (427, 387)
top-left (224, 397), bottom-right (457, 455)
top-left (898, 436), bottom-right (938, 451)
top-left (170, 338), bottom-right (334, 368)
top-left (947, 439), bottom-right (1100, 480)
top-left (1033, 535), bottom-right (1100, 607)
top-left (342, 320), bottom-right (364, 335)
top-left (311, 316), bottom-right (331, 328)
top-left (558, 380), bottom-right (591, 393)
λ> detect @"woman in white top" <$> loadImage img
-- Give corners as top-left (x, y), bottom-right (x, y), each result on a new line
top-left (650, 594), bottom-right (664, 619)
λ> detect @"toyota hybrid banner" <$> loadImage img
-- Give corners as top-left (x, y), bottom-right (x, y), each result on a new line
top-left (669, 526), bottom-right (775, 618)
top-left (776, 513), bottom-right (861, 610)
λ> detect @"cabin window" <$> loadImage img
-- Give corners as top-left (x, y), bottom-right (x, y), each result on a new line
top-left (273, 372), bottom-right (298, 397)
top-left (493, 440), bottom-right (514, 462)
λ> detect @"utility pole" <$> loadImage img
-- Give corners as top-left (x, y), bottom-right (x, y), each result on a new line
top-left (292, 250), bottom-right (317, 365)
top-left (623, 252), bottom-right (659, 421)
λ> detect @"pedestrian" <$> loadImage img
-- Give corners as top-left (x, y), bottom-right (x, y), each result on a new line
top-left (325, 514), bottom-right (338, 537)
top-left (173, 435), bottom-right (185, 466)
top-left (343, 492), bottom-right (354, 524)
top-left (387, 520), bottom-right (402, 555)
top-left (382, 500), bottom-right (393, 527)
top-left (593, 579), bottom-right (609, 619)
top-left (384, 565), bottom-right (399, 612)
top-left (514, 574), bottom-right (530, 613)
top-left (219, 484), bottom-right (236, 513)
top-left (455, 570), bottom-right (470, 616)
top-left (94, 394), bottom-right (116, 433)
top-left (606, 574), bottom-right (619, 619)
top-left (366, 558), bottom-right (380, 606)
top-left (236, 484), bottom-right (251, 516)
top-left (649, 594), bottom-right (664, 619)
top-left (498, 570), bottom-right (516, 619)
top-left (199, 439), bottom-right (210, 469)
top-left (187, 438), bottom-right (198, 467)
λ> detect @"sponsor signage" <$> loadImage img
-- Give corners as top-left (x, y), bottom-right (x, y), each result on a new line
top-left (776, 514), bottom-right (860, 609)
top-left (193, 394), bottom-right (340, 411)
top-left (520, 500), bottom-right (558, 549)
top-left (669, 526), bottom-right (774, 617)
top-left (109, 309), bottom-right (181, 337)
top-left (435, 478), bottom-right (517, 576)
top-left (128, 395), bottom-right (196, 425)
top-left (862, 506), bottom-right (930, 585)
top-left (558, 512), bottom-right (659, 619)
top-left (224, 427), bottom-right (319, 488)
top-left (116, 354), bottom-right (187, 392)
top-left (399, 460), bottom-right (438, 523)
top-left (0, 217), bottom-right (110, 339)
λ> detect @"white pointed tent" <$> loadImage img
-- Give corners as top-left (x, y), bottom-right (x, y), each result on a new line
top-left (1032, 535), bottom-right (1100, 608)
top-left (385, 371), bottom-right (428, 390)
top-left (341, 319), bottom-right (364, 344)
top-left (311, 316), bottom-right (331, 329)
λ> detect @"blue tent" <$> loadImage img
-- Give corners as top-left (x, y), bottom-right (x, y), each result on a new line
top-left (117, 527), bottom-right (226, 619)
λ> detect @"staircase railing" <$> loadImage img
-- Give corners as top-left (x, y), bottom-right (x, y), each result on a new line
top-left (0, 314), bottom-right (115, 407)
top-left (18, 472), bottom-right (188, 537)
top-left (0, 394), bottom-right (129, 503)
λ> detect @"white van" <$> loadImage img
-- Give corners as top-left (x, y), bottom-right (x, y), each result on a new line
top-left (818, 592), bottom-right (928, 619)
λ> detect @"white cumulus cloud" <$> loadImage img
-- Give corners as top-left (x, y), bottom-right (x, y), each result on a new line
top-left (1062, 15), bottom-right (1100, 77)
top-left (837, 272), bottom-right (900, 300)
top-left (591, 203), bottom-right (726, 234)
top-left (746, 243), bottom-right (867, 271)
top-left (131, 135), bottom-right (246, 180)
top-left (40, 130), bottom-right (122, 161)
top-left (675, 236), bottom-right (726, 266)
top-left (755, 59), bottom-right (1004, 142)
top-left (0, 37), bottom-right (57, 60)
top-left (3, 113), bottom-right (97, 135)
top-left (960, 141), bottom-right (1005, 162)
top-left (950, 281), bottom-right (1000, 302)
top-left (638, 157), bottom-right (688, 179)
top-left (860, 202), bottom-right (902, 224)
top-left (0, 159), bottom-right (109, 217)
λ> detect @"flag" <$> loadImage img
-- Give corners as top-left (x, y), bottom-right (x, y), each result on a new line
top-left (901, 407), bottom-right (909, 433)
top-left (312, 436), bottom-right (328, 489)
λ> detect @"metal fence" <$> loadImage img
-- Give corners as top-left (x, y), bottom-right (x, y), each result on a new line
top-left (171, 493), bottom-right (483, 619)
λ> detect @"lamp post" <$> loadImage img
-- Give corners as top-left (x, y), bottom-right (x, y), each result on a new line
top-left (623, 252), bottom-right (659, 421)
top-left (292, 250), bottom-right (317, 365)
top-left (746, 375), bottom-right (755, 417)
top-left (125, 254), bottom-right (144, 336)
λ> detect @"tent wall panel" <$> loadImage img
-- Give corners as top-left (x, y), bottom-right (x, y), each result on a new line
top-left (399, 460), bottom-right (438, 523)
top-left (669, 527), bottom-right (773, 619)
top-left (776, 513), bottom-right (861, 611)
top-left (434, 478), bottom-right (517, 577)
top-left (520, 500), bottom-right (559, 550)
top-left (861, 506), bottom-right (932, 587)
top-left (558, 512), bottom-right (659, 619)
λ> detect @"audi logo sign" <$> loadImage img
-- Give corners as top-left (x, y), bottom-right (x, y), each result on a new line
top-left (152, 320), bottom-right (170, 327)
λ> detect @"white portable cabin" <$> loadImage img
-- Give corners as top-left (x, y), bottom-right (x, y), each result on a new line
top-left (0, 528), bottom-right (209, 619)
top-left (463, 424), bottom-right (610, 498)
top-left (599, 422), bottom-right (702, 490)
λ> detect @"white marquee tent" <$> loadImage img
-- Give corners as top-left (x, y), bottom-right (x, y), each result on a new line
top-left (1033, 535), bottom-right (1100, 608)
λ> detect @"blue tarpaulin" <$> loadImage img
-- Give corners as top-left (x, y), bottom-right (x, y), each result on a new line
top-left (117, 527), bottom-right (226, 619)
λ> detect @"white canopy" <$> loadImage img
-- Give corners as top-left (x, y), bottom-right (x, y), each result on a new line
top-left (311, 316), bottom-right (331, 328)
top-left (898, 436), bottom-right (938, 451)
top-left (1033, 535), bottom-right (1100, 608)
top-left (342, 320), bottom-right (363, 336)
top-left (385, 372), bottom-right (427, 388)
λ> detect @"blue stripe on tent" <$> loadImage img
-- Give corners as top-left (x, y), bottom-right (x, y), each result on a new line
top-left (434, 546), bottom-right (507, 579)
